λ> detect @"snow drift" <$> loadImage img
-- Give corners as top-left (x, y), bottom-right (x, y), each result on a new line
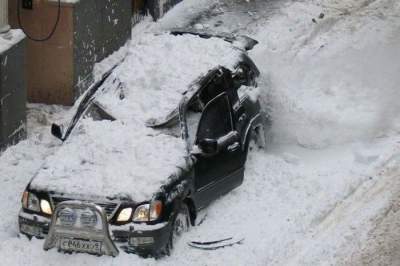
top-left (251, 0), bottom-right (400, 148)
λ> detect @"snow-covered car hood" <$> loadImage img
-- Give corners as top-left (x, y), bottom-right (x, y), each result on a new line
top-left (30, 119), bottom-right (188, 202)
top-left (30, 32), bottom-right (245, 202)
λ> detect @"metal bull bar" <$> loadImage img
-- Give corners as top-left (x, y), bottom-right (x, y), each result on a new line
top-left (43, 201), bottom-right (119, 257)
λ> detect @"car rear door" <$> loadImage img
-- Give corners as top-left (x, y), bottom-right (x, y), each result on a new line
top-left (193, 93), bottom-right (245, 209)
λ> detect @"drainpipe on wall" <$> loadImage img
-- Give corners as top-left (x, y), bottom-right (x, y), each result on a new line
top-left (0, 0), bottom-right (10, 34)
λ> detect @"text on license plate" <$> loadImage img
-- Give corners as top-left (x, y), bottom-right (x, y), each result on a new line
top-left (59, 238), bottom-right (102, 254)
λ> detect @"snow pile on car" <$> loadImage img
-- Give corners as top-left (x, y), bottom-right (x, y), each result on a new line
top-left (96, 33), bottom-right (242, 123)
top-left (30, 119), bottom-right (188, 201)
top-left (30, 32), bottom-right (243, 201)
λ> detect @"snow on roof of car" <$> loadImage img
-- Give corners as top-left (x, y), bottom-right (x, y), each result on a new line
top-left (30, 32), bottom-right (243, 201)
top-left (95, 32), bottom-right (243, 123)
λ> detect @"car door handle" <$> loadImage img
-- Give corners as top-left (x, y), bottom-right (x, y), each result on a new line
top-left (227, 142), bottom-right (240, 152)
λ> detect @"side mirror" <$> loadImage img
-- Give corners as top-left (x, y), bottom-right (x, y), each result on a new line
top-left (198, 138), bottom-right (218, 155)
top-left (51, 124), bottom-right (64, 141)
top-left (197, 131), bottom-right (240, 156)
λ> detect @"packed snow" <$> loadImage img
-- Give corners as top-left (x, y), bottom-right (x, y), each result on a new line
top-left (30, 119), bottom-right (188, 201)
top-left (0, 0), bottom-right (399, 265)
top-left (31, 32), bottom-right (245, 202)
top-left (96, 33), bottom-right (242, 122)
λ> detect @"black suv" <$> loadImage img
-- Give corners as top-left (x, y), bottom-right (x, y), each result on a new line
top-left (18, 30), bottom-right (269, 257)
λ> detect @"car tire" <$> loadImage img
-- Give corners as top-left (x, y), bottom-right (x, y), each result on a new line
top-left (163, 203), bottom-right (191, 256)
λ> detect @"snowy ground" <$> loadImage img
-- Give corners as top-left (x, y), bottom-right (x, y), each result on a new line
top-left (1, 0), bottom-right (399, 265)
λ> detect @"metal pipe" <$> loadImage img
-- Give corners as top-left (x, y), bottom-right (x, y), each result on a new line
top-left (0, 0), bottom-right (10, 33)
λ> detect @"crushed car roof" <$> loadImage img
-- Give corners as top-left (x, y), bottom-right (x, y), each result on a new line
top-left (95, 33), bottom-right (244, 123)
top-left (30, 32), bottom-right (252, 202)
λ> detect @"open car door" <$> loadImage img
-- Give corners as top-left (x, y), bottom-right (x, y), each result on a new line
top-left (193, 92), bottom-right (245, 208)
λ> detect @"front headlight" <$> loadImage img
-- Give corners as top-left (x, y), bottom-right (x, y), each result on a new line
top-left (40, 199), bottom-right (52, 215)
top-left (117, 207), bottom-right (133, 222)
top-left (22, 191), bottom-right (40, 212)
top-left (132, 200), bottom-right (163, 222)
top-left (132, 204), bottom-right (150, 222)
top-left (22, 191), bottom-right (52, 215)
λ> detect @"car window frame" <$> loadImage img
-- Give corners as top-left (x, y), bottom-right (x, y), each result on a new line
top-left (195, 92), bottom-right (234, 145)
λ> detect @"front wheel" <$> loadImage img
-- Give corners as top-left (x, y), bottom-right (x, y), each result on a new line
top-left (164, 203), bottom-right (190, 256)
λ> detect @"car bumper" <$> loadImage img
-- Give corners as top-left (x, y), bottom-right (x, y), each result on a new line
top-left (18, 209), bottom-right (172, 257)
top-left (19, 210), bottom-right (51, 239)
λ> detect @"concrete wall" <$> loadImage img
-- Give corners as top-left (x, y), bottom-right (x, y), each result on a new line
top-left (9, 0), bottom-right (77, 105)
top-left (0, 0), bottom-right (9, 33)
top-left (8, 0), bottom-right (132, 105)
top-left (73, 0), bottom-right (132, 99)
top-left (0, 36), bottom-right (26, 151)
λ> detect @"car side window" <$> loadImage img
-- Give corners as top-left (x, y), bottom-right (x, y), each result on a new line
top-left (198, 68), bottom-right (239, 108)
top-left (196, 93), bottom-right (233, 142)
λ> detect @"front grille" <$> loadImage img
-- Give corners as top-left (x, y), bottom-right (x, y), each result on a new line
top-left (51, 197), bottom-right (119, 218)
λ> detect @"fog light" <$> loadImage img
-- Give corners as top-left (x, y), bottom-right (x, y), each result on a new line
top-left (58, 208), bottom-right (77, 227)
top-left (80, 210), bottom-right (98, 228)
top-left (129, 236), bottom-right (154, 247)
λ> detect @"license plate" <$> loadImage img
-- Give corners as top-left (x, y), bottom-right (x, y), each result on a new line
top-left (59, 238), bottom-right (102, 254)
top-left (20, 224), bottom-right (41, 237)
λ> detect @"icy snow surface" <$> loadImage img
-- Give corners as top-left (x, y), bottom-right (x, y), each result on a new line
top-left (0, 0), bottom-right (400, 265)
